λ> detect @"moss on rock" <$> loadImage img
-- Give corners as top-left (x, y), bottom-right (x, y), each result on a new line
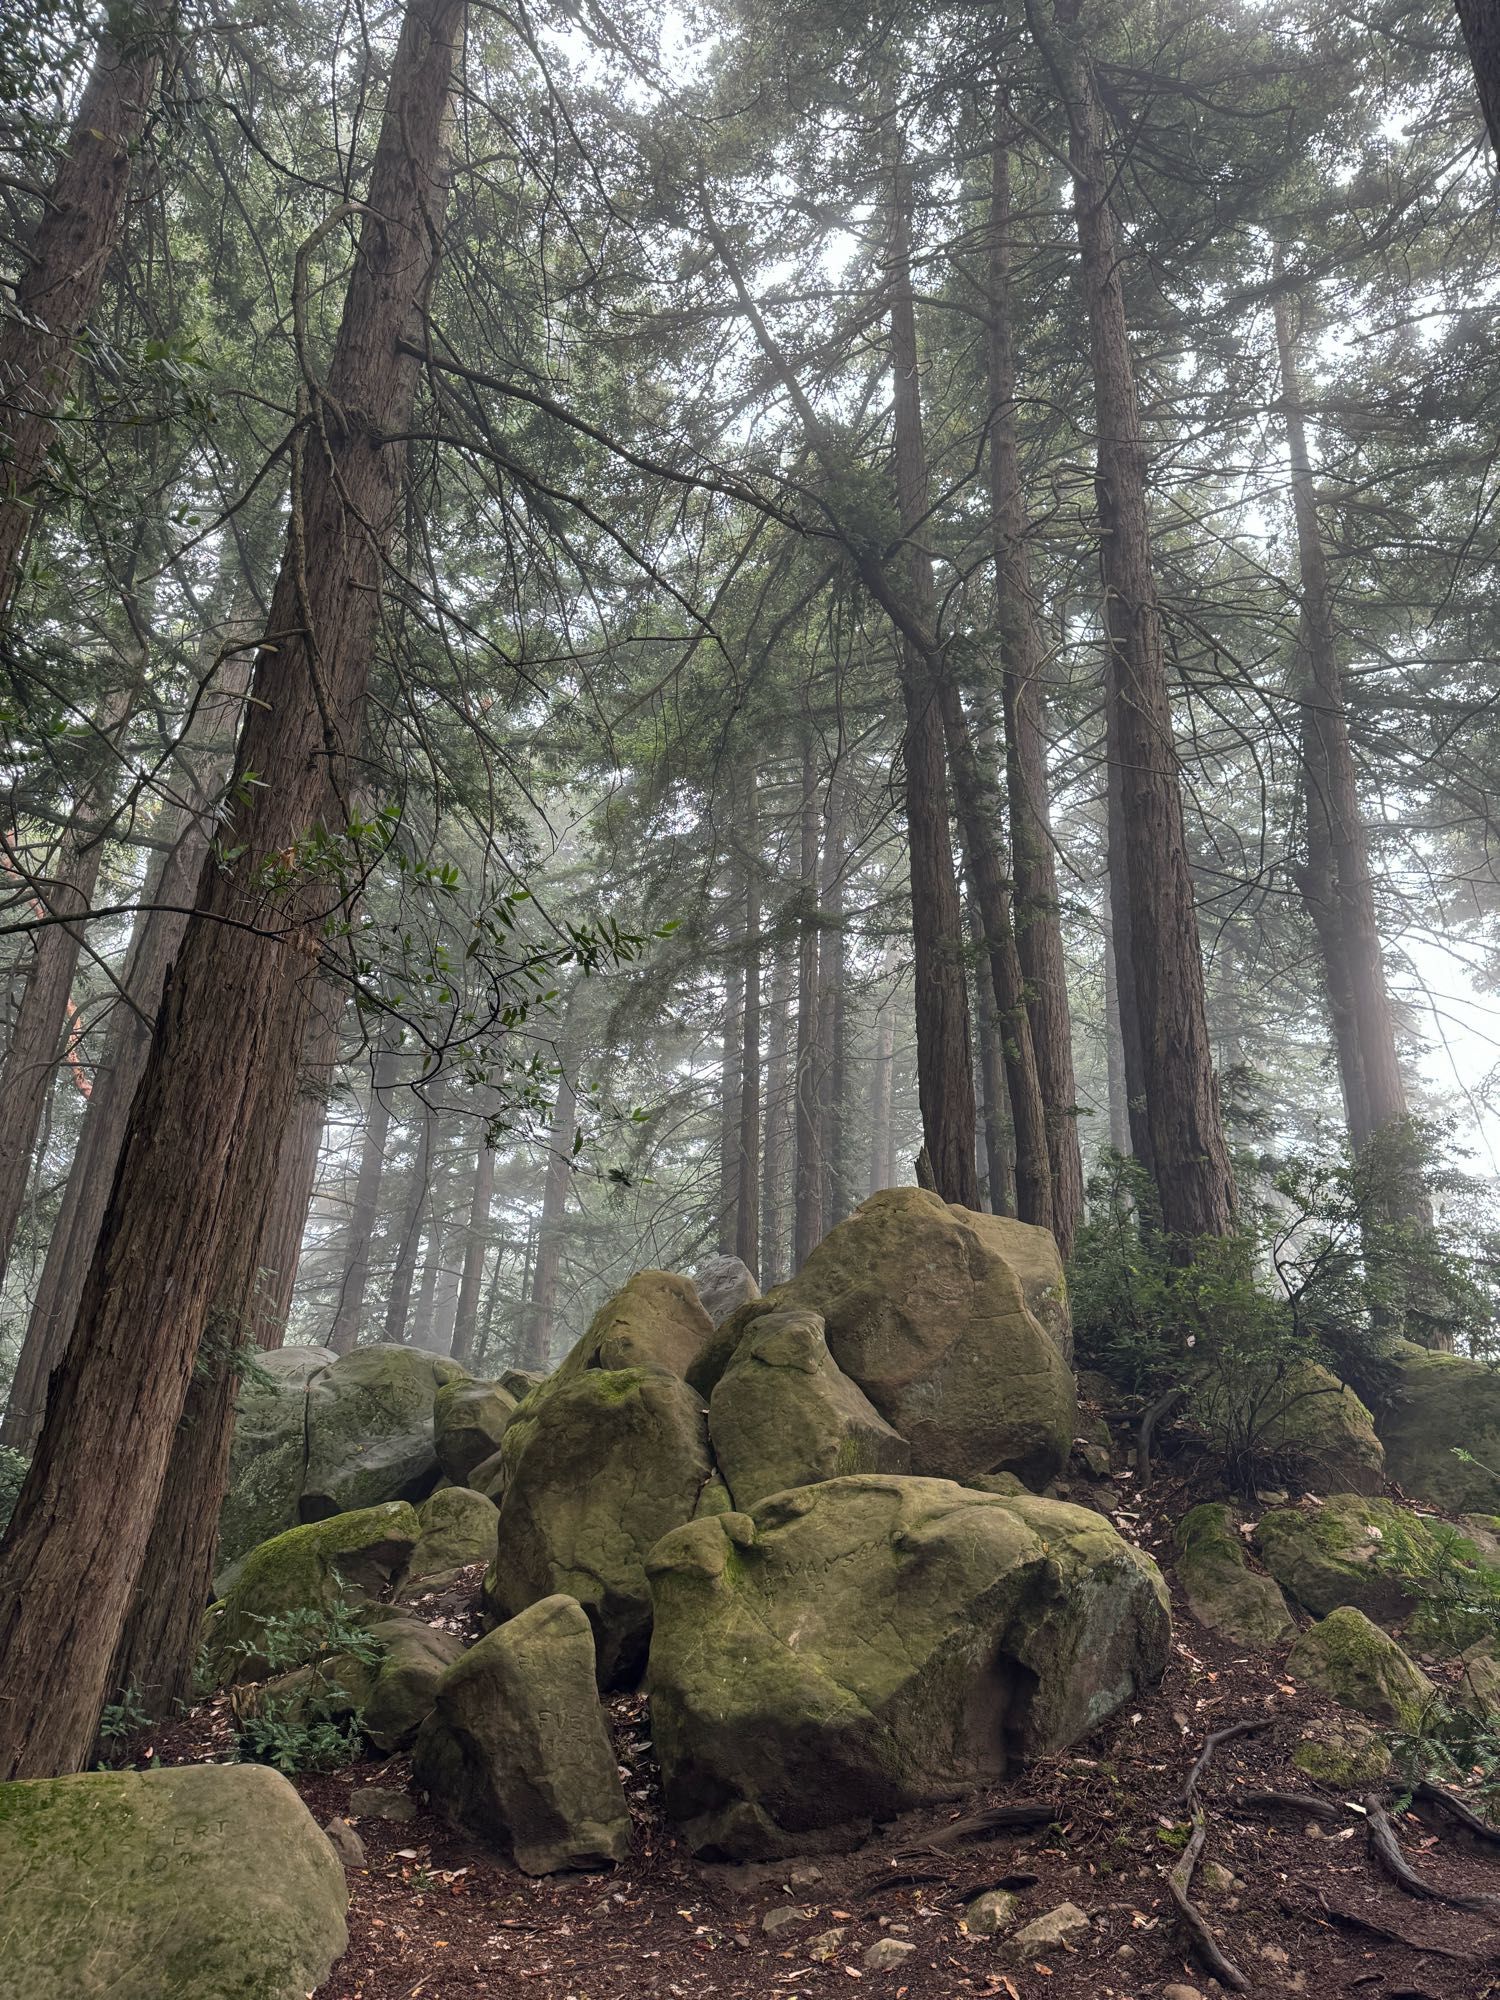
top-left (1292, 1716), bottom-right (1392, 1786)
top-left (216, 1346), bottom-right (334, 1586)
top-left (202, 1501), bottom-right (421, 1685)
top-left (1377, 1342), bottom-right (1500, 1515)
top-left (1175, 1502), bottom-right (1295, 1647)
top-left (0, 1763), bottom-right (347, 1999)
top-left (1286, 1605), bottom-right (1441, 1730)
top-left (300, 1345), bottom-right (467, 1519)
top-left (398, 1486), bottom-right (498, 1595)
top-left (433, 1379), bottom-right (518, 1485)
top-left (645, 1474), bottom-right (1168, 1859)
top-left (709, 1307), bottom-right (910, 1509)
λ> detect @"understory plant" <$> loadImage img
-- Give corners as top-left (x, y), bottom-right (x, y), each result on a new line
top-left (231, 1594), bottom-right (385, 1776)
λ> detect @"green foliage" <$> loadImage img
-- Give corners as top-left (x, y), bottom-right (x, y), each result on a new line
top-left (96, 1683), bottom-right (153, 1768)
top-left (235, 1695), bottom-right (366, 1777)
top-left (227, 1593), bottom-right (382, 1679)
top-left (230, 1594), bottom-right (385, 1776)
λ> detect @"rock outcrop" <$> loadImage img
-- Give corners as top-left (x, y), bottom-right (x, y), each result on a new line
top-left (433, 1378), bottom-right (518, 1485)
top-left (486, 1362), bottom-right (712, 1686)
top-left (1286, 1606), bottom-right (1440, 1729)
top-left (413, 1594), bottom-right (630, 1872)
top-left (216, 1345), bottom-right (334, 1585)
top-left (300, 1345), bottom-right (467, 1519)
top-left (646, 1473), bottom-right (1169, 1858)
top-left (773, 1189), bottom-right (1076, 1485)
top-left (202, 1501), bottom-right (421, 1685)
top-left (1376, 1342), bottom-right (1500, 1515)
top-left (708, 1306), bottom-right (909, 1509)
top-left (1175, 1502), bottom-right (1295, 1647)
top-left (399, 1486), bottom-right (498, 1595)
top-left (692, 1254), bottom-right (761, 1328)
top-left (0, 1763), bottom-right (347, 2000)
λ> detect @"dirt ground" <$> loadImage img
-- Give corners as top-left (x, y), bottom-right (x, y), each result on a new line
top-left (145, 1485), bottom-right (1500, 2000)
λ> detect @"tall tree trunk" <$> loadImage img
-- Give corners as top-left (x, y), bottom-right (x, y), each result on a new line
top-left (792, 742), bottom-right (824, 1267)
top-left (986, 110), bottom-right (1084, 1253)
top-left (1273, 294), bottom-right (1410, 1155)
top-left (760, 948), bottom-right (793, 1284)
top-left (0, 0), bottom-right (466, 1779)
top-left (0, 5), bottom-right (168, 616)
top-left (867, 942), bottom-right (899, 1196)
top-left (886, 131), bottom-right (979, 1210)
top-left (970, 901), bottom-right (1018, 1215)
top-left (718, 939), bottom-right (744, 1257)
top-left (1051, 0), bottom-right (1235, 1243)
top-left (1458, 0), bottom-right (1500, 166)
top-left (451, 1119), bottom-right (495, 1366)
top-left (816, 774), bottom-right (849, 1230)
top-left (384, 1095), bottom-right (436, 1345)
top-left (0, 682), bottom-right (134, 1284)
top-left (522, 1027), bottom-right (578, 1371)
top-left (107, 975), bottom-right (345, 1719)
top-left (736, 776), bottom-right (761, 1275)
top-left (2, 637), bottom-right (253, 1451)
top-left (1102, 907), bottom-right (1130, 1157)
top-left (328, 1043), bottom-right (398, 1355)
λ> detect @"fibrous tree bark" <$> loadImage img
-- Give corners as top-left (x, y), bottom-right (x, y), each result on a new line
top-left (1457, 0), bottom-right (1500, 166)
top-left (1047, 0), bottom-right (1235, 1242)
top-left (0, 2), bottom-right (169, 616)
top-left (384, 1092), bottom-right (436, 1344)
top-left (718, 920), bottom-right (745, 1258)
top-left (328, 1042), bottom-right (399, 1355)
top-left (0, 0), bottom-right (467, 1778)
top-left (0, 682), bottom-right (134, 1287)
top-left (985, 108), bottom-right (1084, 1252)
top-left (866, 941), bottom-right (899, 1196)
top-left (815, 771), bottom-right (849, 1230)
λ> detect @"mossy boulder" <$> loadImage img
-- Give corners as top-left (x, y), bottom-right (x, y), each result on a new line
top-left (216, 1346), bottom-right (334, 1586)
top-left (237, 1610), bottom-right (466, 1753)
top-left (1196, 1361), bottom-right (1383, 1495)
top-left (500, 1366), bottom-right (548, 1399)
top-left (300, 1345), bottom-right (467, 1520)
top-left (1286, 1606), bottom-right (1440, 1729)
top-left (693, 1253), bottom-right (761, 1328)
top-left (1377, 1341), bottom-right (1500, 1514)
top-left (1256, 1493), bottom-right (1499, 1647)
top-left (485, 1364), bottom-right (712, 1686)
top-left (553, 1268), bottom-right (715, 1385)
top-left (709, 1306), bottom-right (910, 1509)
top-left (645, 1474), bottom-right (1169, 1859)
top-left (773, 1188), bottom-right (1076, 1485)
top-left (433, 1378), bottom-right (518, 1485)
top-left (1292, 1716), bottom-right (1393, 1785)
top-left (412, 1594), bottom-right (630, 1873)
top-left (398, 1486), bottom-right (498, 1595)
top-left (1175, 1502), bottom-right (1295, 1647)
top-left (0, 1763), bottom-right (347, 1999)
top-left (201, 1501), bottom-right (421, 1685)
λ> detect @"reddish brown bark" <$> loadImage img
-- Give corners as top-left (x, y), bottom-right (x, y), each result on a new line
top-left (0, 0), bottom-right (466, 1778)
top-left (985, 115), bottom-right (1084, 1253)
top-left (1053, 0), bottom-right (1235, 1242)
top-left (0, 6), bottom-right (168, 614)
top-left (384, 1093), bottom-right (436, 1344)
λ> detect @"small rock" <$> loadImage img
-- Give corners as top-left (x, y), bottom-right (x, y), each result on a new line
top-left (348, 1784), bottom-right (415, 1822)
top-left (788, 1861), bottom-right (825, 1889)
top-left (863, 1938), bottom-right (916, 1971)
top-left (1198, 1859), bottom-right (1236, 1895)
top-left (1002, 1902), bottom-right (1090, 1959)
top-left (322, 1817), bottom-right (366, 1868)
top-left (1260, 1942), bottom-right (1290, 1967)
top-left (762, 1905), bottom-right (811, 1934)
top-left (961, 1888), bottom-right (1020, 1936)
top-left (808, 1928), bottom-right (845, 1962)
top-left (1162, 1986), bottom-right (1205, 2000)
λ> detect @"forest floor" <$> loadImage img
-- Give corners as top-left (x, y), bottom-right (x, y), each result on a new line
top-left (142, 1489), bottom-right (1500, 2000)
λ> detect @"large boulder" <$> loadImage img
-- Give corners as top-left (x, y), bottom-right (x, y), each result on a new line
top-left (217, 1346), bottom-right (334, 1585)
top-left (398, 1485), bottom-right (499, 1596)
top-left (692, 1254), bottom-right (761, 1328)
top-left (236, 1610), bottom-right (466, 1753)
top-left (554, 1268), bottom-right (716, 1384)
top-left (1175, 1502), bottom-right (1295, 1647)
top-left (1377, 1342), bottom-right (1500, 1514)
top-left (1195, 1360), bottom-right (1383, 1495)
top-left (1287, 1606), bottom-right (1441, 1730)
top-left (1255, 1494), bottom-right (1497, 1644)
top-left (486, 1365), bottom-right (713, 1685)
top-left (775, 1189), bottom-right (1076, 1485)
top-left (709, 1307), bottom-right (910, 1509)
top-left (0, 1763), bottom-right (347, 2000)
top-left (202, 1501), bottom-right (421, 1685)
top-left (433, 1378), bottom-right (518, 1485)
top-left (413, 1594), bottom-right (630, 1873)
top-left (646, 1474), bottom-right (1169, 1859)
top-left (300, 1344), bottom-right (467, 1520)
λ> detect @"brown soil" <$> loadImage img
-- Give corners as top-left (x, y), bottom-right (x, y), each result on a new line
top-left (137, 1489), bottom-right (1500, 2000)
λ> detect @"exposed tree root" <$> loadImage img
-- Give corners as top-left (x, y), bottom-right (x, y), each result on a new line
top-left (1413, 1779), bottom-right (1500, 1846)
top-left (1138, 1384), bottom-right (1186, 1488)
top-left (890, 1803), bottom-right (1060, 1858)
top-left (1167, 1807), bottom-right (1250, 1993)
top-left (1233, 1789), bottom-right (1341, 1822)
top-left (1302, 1888), bottom-right (1478, 1961)
top-left (1182, 1717), bottom-right (1270, 1808)
top-left (1365, 1794), bottom-right (1500, 1917)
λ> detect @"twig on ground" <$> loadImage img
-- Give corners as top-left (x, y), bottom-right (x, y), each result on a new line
top-left (1183, 1718), bottom-right (1271, 1808)
top-left (1167, 1806), bottom-right (1249, 1993)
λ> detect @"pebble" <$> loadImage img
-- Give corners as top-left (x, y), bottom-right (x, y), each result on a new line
top-left (1002, 1902), bottom-right (1090, 1958)
top-left (1162, 1986), bottom-right (1205, 2000)
top-left (762, 1905), bottom-right (811, 1935)
top-left (863, 1938), bottom-right (916, 1971)
top-left (808, 1928), bottom-right (845, 1962)
top-left (961, 1888), bottom-right (1020, 1936)
top-left (788, 1862), bottom-right (824, 1889)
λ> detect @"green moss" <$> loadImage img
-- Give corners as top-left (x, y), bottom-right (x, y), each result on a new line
top-left (1287, 1605), bottom-right (1442, 1731)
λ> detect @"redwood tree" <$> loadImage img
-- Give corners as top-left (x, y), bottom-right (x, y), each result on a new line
top-left (0, 0), bottom-right (468, 1778)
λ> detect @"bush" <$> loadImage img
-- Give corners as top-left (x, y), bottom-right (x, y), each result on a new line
top-left (230, 1594), bottom-right (385, 1776)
